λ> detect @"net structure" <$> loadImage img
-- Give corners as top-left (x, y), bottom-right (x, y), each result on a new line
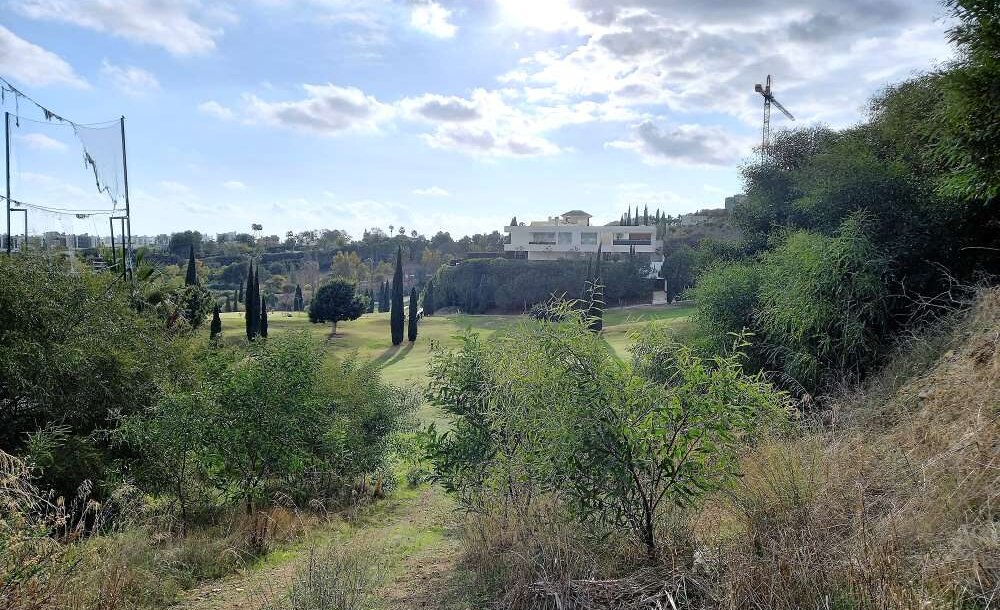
top-left (2, 76), bottom-right (131, 269)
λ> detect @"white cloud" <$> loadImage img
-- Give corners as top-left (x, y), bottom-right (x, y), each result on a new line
top-left (100, 60), bottom-right (159, 96)
top-left (607, 121), bottom-right (750, 166)
top-left (198, 100), bottom-right (235, 120)
top-left (16, 133), bottom-right (69, 151)
top-left (401, 89), bottom-right (565, 157)
top-left (496, 0), bottom-right (952, 132)
top-left (11, 0), bottom-right (227, 56)
top-left (496, 0), bottom-right (588, 33)
top-left (0, 26), bottom-right (88, 88)
top-left (244, 84), bottom-right (392, 135)
top-left (410, 1), bottom-right (457, 38)
top-left (223, 180), bottom-right (247, 190)
top-left (412, 186), bottom-right (450, 196)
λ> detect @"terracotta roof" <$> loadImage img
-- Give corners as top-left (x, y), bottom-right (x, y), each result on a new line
top-left (562, 210), bottom-right (592, 217)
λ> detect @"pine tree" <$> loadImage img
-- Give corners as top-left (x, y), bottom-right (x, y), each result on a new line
top-left (407, 287), bottom-right (418, 342)
top-left (423, 279), bottom-right (435, 316)
top-left (244, 264), bottom-right (256, 340)
top-left (210, 303), bottom-right (222, 340)
top-left (185, 244), bottom-right (197, 286)
top-left (259, 297), bottom-right (268, 338)
top-left (390, 246), bottom-right (405, 345)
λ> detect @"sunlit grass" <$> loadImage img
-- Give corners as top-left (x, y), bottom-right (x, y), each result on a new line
top-left (219, 303), bottom-right (695, 394)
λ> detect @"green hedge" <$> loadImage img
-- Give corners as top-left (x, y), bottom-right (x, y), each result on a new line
top-left (435, 258), bottom-right (652, 313)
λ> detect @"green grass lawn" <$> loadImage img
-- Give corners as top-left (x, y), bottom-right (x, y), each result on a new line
top-left (220, 302), bottom-right (695, 394)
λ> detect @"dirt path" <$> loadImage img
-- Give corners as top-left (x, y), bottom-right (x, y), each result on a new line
top-left (383, 492), bottom-right (470, 610)
top-left (172, 485), bottom-right (469, 610)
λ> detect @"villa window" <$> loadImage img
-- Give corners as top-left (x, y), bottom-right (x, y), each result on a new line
top-left (530, 232), bottom-right (556, 244)
top-left (581, 232), bottom-right (598, 245)
top-left (558, 232), bottom-right (572, 245)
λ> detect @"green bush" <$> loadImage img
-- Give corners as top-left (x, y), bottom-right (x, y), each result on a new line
top-left (426, 306), bottom-right (788, 559)
top-left (756, 214), bottom-right (891, 390)
top-left (0, 255), bottom-right (170, 499)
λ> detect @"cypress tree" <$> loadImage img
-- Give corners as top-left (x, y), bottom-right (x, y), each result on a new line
top-left (185, 244), bottom-right (197, 286)
top-left (390, 246), bottom-right (404, 345)
top-left (423, 279), bottom-right (435, 316)
top-left (225, 294), bottom-right (232, 312)
top-left (643, 204), bottom-right (649, 225)
top-left (244, 264), bottom-right (255, 340)
top-left (510, 216), bottom-right (518, 226)
top-left (259, 297), bottom-right (268, 338)
top-left (253, 266), bottom-right (261, 338)
top-left (293, 284), bottom-right (303, 311)
top-left (407, 287), bottom-right (418, 342)
top-left (210, 303), bottom-right (222, 340)
top-left (237, 282), bottom-right (243, 307)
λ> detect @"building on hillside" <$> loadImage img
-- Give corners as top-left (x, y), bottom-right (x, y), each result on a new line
top-left (503, 210), bottom-right (662, 262)
top-left (725, 193), bottom-right (747, 213)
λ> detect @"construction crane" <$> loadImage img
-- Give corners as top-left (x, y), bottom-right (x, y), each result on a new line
top-left (754, 74), bottom-right (795, 161)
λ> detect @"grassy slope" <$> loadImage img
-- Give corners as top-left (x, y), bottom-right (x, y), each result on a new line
top-left (208, 304), bottom-right (694, 607)
top-left (220, 303), bottom-right (695, 388)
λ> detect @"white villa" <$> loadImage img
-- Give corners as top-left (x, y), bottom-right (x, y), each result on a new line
top-left (503, 210), bottom-right (661, 262)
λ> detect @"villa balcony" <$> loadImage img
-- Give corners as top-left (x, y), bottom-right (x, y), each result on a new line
top-left (612, 239), bottom-right (652, 246)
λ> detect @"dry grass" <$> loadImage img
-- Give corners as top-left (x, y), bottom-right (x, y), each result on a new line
top-left (458, 287), bottom-right (1000, 610)
top-left (1, 467), bottom-right (331, 610)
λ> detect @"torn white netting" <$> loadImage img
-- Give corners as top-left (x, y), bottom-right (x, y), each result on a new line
top-left (73, 122), bottom-right (126, 207)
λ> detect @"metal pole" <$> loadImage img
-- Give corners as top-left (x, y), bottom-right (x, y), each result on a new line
top-left (10, 208), bottom-right (26, 252)
top-left (5, 112), bottom-right (11, 255)
top-left (109, 217), bottom-right (117, 267)
top-left (120, 116), bottom-right (132, 275)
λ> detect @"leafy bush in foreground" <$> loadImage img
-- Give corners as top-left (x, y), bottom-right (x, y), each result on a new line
top-left (426, 306), bottom-right (788, 560)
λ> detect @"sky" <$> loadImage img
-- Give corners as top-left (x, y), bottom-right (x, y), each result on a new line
top-left (0, 0), bottom-right (955, 239)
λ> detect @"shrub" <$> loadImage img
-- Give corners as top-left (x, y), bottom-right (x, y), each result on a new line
top-left (427, 305), bottom-right (789, 560)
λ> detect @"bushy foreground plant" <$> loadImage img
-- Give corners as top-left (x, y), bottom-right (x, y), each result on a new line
top-left (0, 255), bottom-right (169, 500)
top-left (694, 213), bottom-right (892, 393)
top-left (426, 304), bottom-right (789, 560)
top-left (125, 332), bottom-right (417, 521)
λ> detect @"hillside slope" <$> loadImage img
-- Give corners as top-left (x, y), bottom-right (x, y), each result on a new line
top-left (718, 287), bottom-right (999, 609)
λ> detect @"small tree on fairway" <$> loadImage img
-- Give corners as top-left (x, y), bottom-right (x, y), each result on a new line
top-left (259, 298), bottom-right (268, 338)
top-left (185, 244), bottom-right (198, 286)
top-left (408, 287), bottom-right (418, 342)
top-left (224, 294), bottom-right (232, 313)
top-left (367, 289), bottom-right (375, 313)
top-left (390, 246), bottom-right (405, 345)
top-left (423, 279), bottom-right (435, 316)
top-left (210, 303), bottom-right (222, 340)
top-left (309, 278), bottom-right (366, 335)
top-left (586, 245), bottom-right (604, 333)
top-left (293, 284), bottom-right (304, 311)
